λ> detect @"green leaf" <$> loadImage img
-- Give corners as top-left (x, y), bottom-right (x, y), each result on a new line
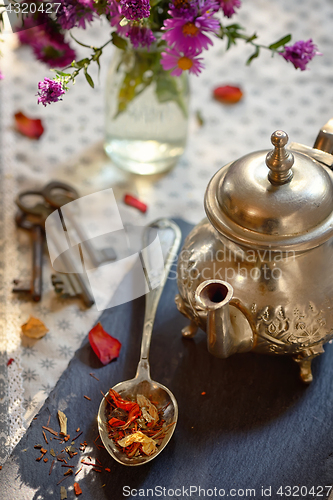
top-left (111, 32), bottom-right (128, 51)
top-left (155, 72), bottom-right (188, 118)
top-left (71, 58), bottom-right (90, 69)
top-left (84, 70), bottom-right (95, 88)
top-left (268, 34), bottom-right (292, 50)
top-left (52, 70), bottom-right (72, 77)
top-left (246, 46), bottom-right (260, 65)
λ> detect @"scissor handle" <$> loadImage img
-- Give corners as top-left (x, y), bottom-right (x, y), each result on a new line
top-left (15, 191), bottom-right (53, 221)
top-left (42, 181), bottom-right (79, 208)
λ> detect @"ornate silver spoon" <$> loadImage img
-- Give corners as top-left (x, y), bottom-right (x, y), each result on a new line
top-left (98, 219), bottom-right (181, 466)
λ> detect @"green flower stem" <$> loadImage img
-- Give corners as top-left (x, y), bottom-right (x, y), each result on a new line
top-left (218, 23), bottom-right (291, 64)
top-left (56, 35), bottom-right (114, 89)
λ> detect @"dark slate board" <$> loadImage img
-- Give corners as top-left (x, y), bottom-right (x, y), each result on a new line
top-left (2, 219), bottom-right (333, 500)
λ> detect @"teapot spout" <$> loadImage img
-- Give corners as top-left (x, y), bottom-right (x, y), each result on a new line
top-left (195, 280), bottom-right (254, 358)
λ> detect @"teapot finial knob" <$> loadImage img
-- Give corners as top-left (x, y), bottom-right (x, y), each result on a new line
top-left (266, 130), bottom-right (294, 185)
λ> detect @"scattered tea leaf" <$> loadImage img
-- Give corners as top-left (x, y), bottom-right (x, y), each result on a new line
top-left (50, 448), bottom-right (56, 457)
top-left (88, 322), bottom-right (121, 365)
top-left (57, 410), bottom-right (67, 436)
top-left (60, 486), bottom-right (67, 500)
top-left (21, 316), bottom-right (49, 339)
top-left (195, 110), bottom-right (204, 127)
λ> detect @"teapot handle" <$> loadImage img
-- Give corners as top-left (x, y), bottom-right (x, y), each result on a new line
top-left (313, 118), bottom-right (333, 154)
top-left (288, 118), bottom-right (333, 170)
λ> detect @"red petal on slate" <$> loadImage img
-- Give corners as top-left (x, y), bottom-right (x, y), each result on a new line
top-left (88, 322), bottom-right (121, 365)
top-left (14, 111), bottom-right (44, 139)
top-left (213, 85), bottom-right (243, 104)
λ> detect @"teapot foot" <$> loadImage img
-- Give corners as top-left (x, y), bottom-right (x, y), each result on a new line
top-left (181, 320), bottom-right (198, 338)
top-left (175, 294), bottom-right (199, 338)
top-left (293, 344), bottom-right (325, 384)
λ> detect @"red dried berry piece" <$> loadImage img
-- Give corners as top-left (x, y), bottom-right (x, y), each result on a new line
top-left (213, 85), bottom-right (243, 104)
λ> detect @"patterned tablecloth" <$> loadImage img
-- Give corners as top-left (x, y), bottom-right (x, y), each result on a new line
top-left (0, 0), bottom-right (333, 465)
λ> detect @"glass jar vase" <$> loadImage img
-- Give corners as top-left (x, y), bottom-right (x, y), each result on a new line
top-left (104, 44), bottom-right (190, 175)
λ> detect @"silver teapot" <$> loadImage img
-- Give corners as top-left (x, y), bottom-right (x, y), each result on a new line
top-left (175, 121), bottom-right (333, 383)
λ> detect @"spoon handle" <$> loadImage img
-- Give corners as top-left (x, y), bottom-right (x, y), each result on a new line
top-left (138, 219), bottom-right (181, 371)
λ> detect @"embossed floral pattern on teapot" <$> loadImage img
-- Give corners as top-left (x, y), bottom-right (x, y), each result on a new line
top-left (176, 124), bottom-right (333, 383)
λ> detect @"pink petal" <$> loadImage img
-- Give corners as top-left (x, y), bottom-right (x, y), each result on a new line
top-left (88, 322), bottom-right (122, 365)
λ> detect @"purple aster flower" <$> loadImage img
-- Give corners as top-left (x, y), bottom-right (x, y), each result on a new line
top-left (162, 8), bottom-right (219, 53)
top-left (107, 0), bottom-right (129, 36)
top-left (120, 0), bottom-right (150, 21)
top-left (57, 0), bottom-right (95, 30)
top-left (281, 39), bottom-right (321, 71)
top-left (126, 25), bottom-right (156, 49)
top-left (169, 0), bottom-right (197, 20)
top-left (218, 0), bottom-right (241, 17)
top-left (37, 78), bottom-right (66, 106)
top-left (161, 46), bottom-right (204, 75)
top-left (32, 38), bottom-right (76, 68)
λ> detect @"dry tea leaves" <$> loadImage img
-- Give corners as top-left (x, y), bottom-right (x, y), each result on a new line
top-left (106, 389), bottom-right (173, 459)
top-left (117, 431), bottom-right (157, 456)
top-left (57, 410), bottom-right (67, 435)
top-left (60, 486), bottom-right (67, 500)
top-left (21, 316), bottom-right (49, 339)
top-left (137, 394), bottom-right (159, 425)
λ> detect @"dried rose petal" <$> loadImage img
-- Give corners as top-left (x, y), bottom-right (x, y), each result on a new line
top-left (7, 358), bottom-right (14, 366)
top-left (124, 194), bottom-right (147, 213)
top-left (21, 316), bottom-right (49, 339)
top-left (14, 111), bottom-right (44, 139)
top-left (73, 482), bottom-right (82, 496)
top-left (88, 322), bottom-right (121, 365)
top-left (213, 85), bottom-right (243, 104)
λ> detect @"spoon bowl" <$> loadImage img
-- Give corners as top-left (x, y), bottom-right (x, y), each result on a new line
top-left (98, 219), bottom-right (181, 466)
top-left (98, 375), bottom-right (178, 466)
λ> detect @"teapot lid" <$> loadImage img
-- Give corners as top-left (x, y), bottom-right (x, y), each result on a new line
top-left (204, 130), bottom-right (333, 250)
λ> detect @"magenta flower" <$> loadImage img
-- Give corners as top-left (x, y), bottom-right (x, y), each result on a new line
top-left (126, 25), bottom-right (156, 49)
top-left (281, 39), bottom-right (321, 70)
top-left (219, 0), bottom-right (241, 17)
top-left (161, 47), bottom-right (204, 76)
top-left (120, 0), bottom-right (150, 20)
top-left (162, 0), bottom-right (220, 53)
top-left (57, 0), bottom-right (95, 30)
top-left (107, 0), bottom-right (128, 35)
top-left (0, 71), bottom-right (4, 80)
top-left (37, 78), bottom-right (66, 106)
top-left (33, 38), bottom-right (76, 68)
